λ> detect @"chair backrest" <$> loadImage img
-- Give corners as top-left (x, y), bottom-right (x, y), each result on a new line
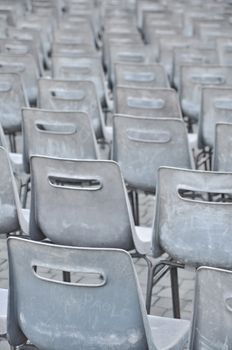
top-left (217, 37), bottom-right (232, 66)
top-left (22, 108), bottom-right (98, 173)
top-left (198, 86), bottom-right (232, 149)
top-left (52, 43), bottom-right (96, 57)
top-left (153, 166), bottom-right (232, 268)
top-left (109, 44), bottom-right (155, 85)
top-left (0, 73), bottom-right (28, 133)
top-left (112, 116), bottom-right (193, 192)
top-left (0, 146), bottom-right (19, 234)
top-left (213, 122), bottom-right (232, 171)
top-left (0, 53), bottom-right (39, 105)
top-left (114, 87), bottom-right (182, 118)
top-left (8, 237), bottom-right (155, 350)
top-left (52, 55), bottom-right (106, 105)
top-left (38, 79), bottom-right (104, 139)
top-left (190, 266), bottom-right (232, 349)
top-left (30, 156), bottom-right (135, 250)
top-left (180, 65), bottom-right (232, 121)
top-left (173, 47), bottom-right (218, 89)
top-left (114, 63), bottom-right (169, 89)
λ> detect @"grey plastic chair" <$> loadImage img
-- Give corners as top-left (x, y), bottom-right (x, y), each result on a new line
top-left (7, 237), bottom-right (190, 350)
top-left (113, 115), bottom-right (193, 193)
top-left (109, 44), bottom-right (155, 86)
top-left (180, 65), bottom-right (232, 122)
top-left (0, 73), bottom-right (28, 150)
top-left (29, 157), bottom-right (135, 249)
top-left (114, 87), bottom-right (182, 119)
top-left (198, 87), bottom-right (232, 149)
top-left (52, 55), bottom-right (107, 106)
top-left (146, 166), bottom-right (232, 314)
top-left (38, 79), bottom-right (105, 140)
top-left (22, 108), bottom-right (98, 173)
top-left (0, 54), bottom-right (39, 106)
top-left (213, 122), bottom-right (232, 172)
top-left (189, 266), bottom-right (232, 349)
top-left (114, 63), bottom-right (169, 89)
top-left (0, 146), bottom-right (29, 235)
top-left (173, 47), bottom-right (219, 90)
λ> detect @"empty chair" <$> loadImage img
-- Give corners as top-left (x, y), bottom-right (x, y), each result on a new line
top-left (0, 73), bottom-right (28, 146)
top-left (213, 122), bottom-right (232, 171)
top-left (38, 79), bottom-right (105, 140)
top-left (22, 108), bottom-right (98, 173)
top-left (173, 47), bottom-right (219, 90)
top-left (109, 44), bottom-right (155, 86)
top-left (180, 65), bottom-right (232, 122)
top-left (112, 116), bottom-right (193, 193)
top-left (189, 266), bottom-right (232, 349)
top-left (114, 63), bottom-right (169, 89)
top-left (114, 87), bottom-right (182, 118)
top-left (146, 166), bottom-right (232, 313)
top-left (0, 146), bottom-right (29, 235)
top-left (7, 237), bottom-right (190, 350)
top-left (52, 55), bottom-right (107, 106)
top-left (0, 54), bottom-right (39, 105)
top-left (198, 86), bottom-right (232, 149)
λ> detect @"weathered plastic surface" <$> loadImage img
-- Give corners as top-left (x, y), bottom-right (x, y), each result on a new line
top-left (153, 167), bottom-right (232, 267)
top-left (189, 267), bottom-right (232, 349)
top-left (30, 157), bottom-right (135, 250)
top-left (0, 73), bottom-right (28, 133)
top-left (217, 37), bottom-right (232, 66)
top-left (0, 53), bottom-right (39, 105)
top-left (52, 43), bottom-right (96, 57)
top-left (213, 123), bottom-right (232, 171)
top-left (7, 238), bottom-right (153, 349)
top-left (52, 55), bottom-right (106, 104)
top-left (109, 44), bottom-right (155, 85)
top-left (115, 87), bottom-right (182, 118)
top-left (114, 63), bottom-right (169, 89)
top-left (0, 288), bottom-right (7, 335)
top-left (180, 65), bottom-right (232, 121)
top-left (7, 237), bottom-right (190, 350)
top-left (198, 87), bottom-right (232, 149)
top-left (38, 79), bottom-right (104, 139)
top-left (173, 47), bottom-right (219, 90)
top-left (54, 28), bottom-right (95, 47)
top-left (22, 108), bottom-right (98, 174)
top-left (113, 116), bottom-right (192, 192)
top-left (0, 147), bottom-right (20, 233)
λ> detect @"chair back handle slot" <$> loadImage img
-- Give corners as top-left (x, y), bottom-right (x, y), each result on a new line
top-left (48, 176), bottom-right (103, 191)
top-left (127, 97), bottom-right (165, 109)
top-left (127, 129), bottom-right (171, 143)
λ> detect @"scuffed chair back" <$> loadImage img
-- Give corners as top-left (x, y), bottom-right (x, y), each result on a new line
top-left (7, 238), bottom-right (155, 350)
top-left (115, 87), bottom-right (181, 118)
top-left (113, 116), bottom-right (192, 193)
top-left (22, 108), bottom-right (98, 173)
top-left (114, 63), bottom-right (169, 89)
top-left (153, 166), bottom-right (232, 268)
top-left (38, 79), bottom-right (104, 139)
top-left (190, 266), bottom-right (232, 349)
top-left (30, 157), bottom-right (134, 250)
top-left (213, 123), bottom-right (232, 171)
top-left (198, 87), bottom-right (232, 149)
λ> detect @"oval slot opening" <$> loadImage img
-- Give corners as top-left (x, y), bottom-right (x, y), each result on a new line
top-left (35, 122), bottom-right (76, 134)
top-left (0, 82), bottom-right (12, 92)
top-left (178, 188), bottom-right (232, 203)
top-left (118, 53), bottom-right (144, 62)
top-left (6, 45), bottom-right (29, 54)
top-left (124, 71), bottom-right (155, 82)
top-left (127, 97), bottom-right (165, 109)
top-left (60, 66), bottom-right (91, 75)
top-left (33, 265), bottom-right (106, 287)
top-left (0, 62), bottom-right (25, 73)
top-left (214, 99), bottom-right (232, 110)
top-left (127, 129), bottom-right (171, 143)
top-left (191, 75), bottom-right (225, 85)
top-left (48, 176), bottom-right (103, 191)
top-left (50, 89), bottom-right (85, 101)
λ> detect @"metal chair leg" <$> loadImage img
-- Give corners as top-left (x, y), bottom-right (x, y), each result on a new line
top-left (63, 271), bottom-right (71, 282)
top-left (170, 266), bottom-right (181, 319)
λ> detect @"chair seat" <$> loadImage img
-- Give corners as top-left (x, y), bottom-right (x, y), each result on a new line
top-left (148, 315), bottom-right (190, 350)
top-left (134, 225), bottom-right (152, 255)
top-left (0, 289), bottom-right (7, 335)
